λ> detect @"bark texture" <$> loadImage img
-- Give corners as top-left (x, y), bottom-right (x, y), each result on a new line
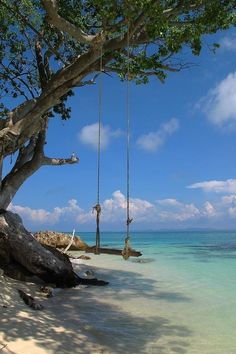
top-left (0, 210), bottom-right (108, 287)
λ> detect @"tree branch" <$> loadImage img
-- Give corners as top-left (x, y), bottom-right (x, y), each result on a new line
top-left (42, 0), bottom-right (97, 44)
top-left (44, 30), bottom-right (64, 77)
top-left (104, 60), bottom-right (181, 79)
top-left (0, 142), bottom-right (44, 209)
top-left (128, 0), bottom-right (159, 38)
top-left (42, 155), bottom-right (79, 166)
top-left (0, 150), bottom-right (3, 190)
top-left (12, 136), bottom-right (37, 173)
top-left (35, 41), bottom-right (48, 90)
top-left (0, 114), bottom-right (49, 207)
top-left (0, 0), bottom-right (204, 159)
top-left (0, 0), bottom-right (67, 66)
top-left (163, 2), bottom-right (202, 18)
top-left (34, 117), bottom-right (49, 156)
top-left (0, 63), bottom-right (34, 100)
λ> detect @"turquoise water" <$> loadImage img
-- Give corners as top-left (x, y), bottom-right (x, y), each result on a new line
top-left (73, 231), bottom-right (236, 353)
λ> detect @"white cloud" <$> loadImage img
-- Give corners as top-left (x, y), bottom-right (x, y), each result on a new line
top-left (77, 190), bottom-right (154, 224)
top-left (188, 179), bottom-right (236, 194)
top-left (157, 198), bottom-right (182, 207)
top-left (100, 192), bottom-right (203, 224)
top-left (228, 207), bottom-right (236, 217)
top-left (203, 201), bottom-right (217, 217)
top-left (78, 123), bottom-right (121, 150)
top-left (221, 194), bottom-right (236, 205)
top-left (220, 35), bottom-right (236, 52)
top-left (9, 199), bottom-right (84, 225)
top-left (8, 192), bottom-right (154, 227)
top-left (157, 199), bottom-right (200, 222)
top-left (200, 72), bottom-right (236, 129)
top-left (9, 190), bottom-right (236, 230)
top-left (137, 118), bottom-right (179, 152)
top-left (9, 204), bottom-right (51, 223)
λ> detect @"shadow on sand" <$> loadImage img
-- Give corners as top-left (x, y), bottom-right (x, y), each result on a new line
top-left (1, 265), bottom-right (192, 354)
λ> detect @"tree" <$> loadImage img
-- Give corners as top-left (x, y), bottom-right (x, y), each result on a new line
top-left (0, 0), bottom-right (235, 286)
top-left (0, 0), bottom-right (235, 210)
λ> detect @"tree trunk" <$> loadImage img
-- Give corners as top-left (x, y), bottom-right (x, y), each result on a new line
top-left (0, 210), bottom-right (108, 287)
top-left (0, 126), bottom-right (79, 210)
top-left (0, 160), bottom-right (40, 209)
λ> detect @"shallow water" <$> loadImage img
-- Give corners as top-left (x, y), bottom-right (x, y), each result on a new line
top-left (72, 231), bottom-right (236, 353)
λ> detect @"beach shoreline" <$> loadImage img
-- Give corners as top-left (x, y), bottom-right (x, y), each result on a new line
top-left (1, 234), bottom-right (236, 354)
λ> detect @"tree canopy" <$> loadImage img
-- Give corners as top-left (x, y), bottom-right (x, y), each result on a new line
top-left (0, 0), bottom-right (235, 208)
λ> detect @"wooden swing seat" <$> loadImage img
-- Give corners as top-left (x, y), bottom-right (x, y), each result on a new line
top-left (85, 246), bottom-right (142, 257)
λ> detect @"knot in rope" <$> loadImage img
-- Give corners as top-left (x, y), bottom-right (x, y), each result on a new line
top-left (93, 203), bottom-right (102, 215)
top-left (122, 235), bottom-right (131, 260)
top-left (93, 203), bottom-right (101, 254)
top-left (126, 217), bottom-right (133, 226)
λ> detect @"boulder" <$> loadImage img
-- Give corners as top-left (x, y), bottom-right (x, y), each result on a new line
top-left (34, 230), bottom-right (88, 251)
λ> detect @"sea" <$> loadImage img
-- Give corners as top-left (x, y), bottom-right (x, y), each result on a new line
top-left (71, 231), bottom-right (236, 354)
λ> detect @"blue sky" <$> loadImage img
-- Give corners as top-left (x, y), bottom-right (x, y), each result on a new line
top-left (7, 28), bottom-right (236, 231)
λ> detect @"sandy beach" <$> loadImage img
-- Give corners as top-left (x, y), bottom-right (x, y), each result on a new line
top-left (0, 258), bottom-right (111, 354)
top-left (2, 237), bottom-right (236, 354)
top-left (1, 252), bottom-right (179, 354)
top-left (0, 256), bottom-right (158, 354)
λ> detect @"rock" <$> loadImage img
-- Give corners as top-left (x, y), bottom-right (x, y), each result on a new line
top-left (78, 255), bottom-right (91, 260)
top-left (34, 231), bottom-right (88, 251)
top-left (83, 270), bottom-right (95, 279)
top-left (40, 286), bottom-right (54, 298)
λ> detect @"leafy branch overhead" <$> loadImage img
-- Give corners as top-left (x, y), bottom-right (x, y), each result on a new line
top-left (0, 0), bottom-right (235, 209)
top-left (0, 1), bottom-right (235, 113)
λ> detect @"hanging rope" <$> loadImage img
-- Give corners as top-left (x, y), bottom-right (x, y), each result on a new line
top-left (122, 22), bottom-right (133, 261)
top-left (93, 44), bottom-right (103, 255)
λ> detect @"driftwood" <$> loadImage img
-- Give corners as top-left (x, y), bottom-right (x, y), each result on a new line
top-left (18, 289), bottom-right (44, 310)
top-left (63, 229), bottom-right (75, 254)
top-left (0, 210), bottom-right (108, 287)
top-left (78, 255), bottom-right (91, 260)
top-left (85, 246), bottom-right (142, 257)
top-left (0, 343), bottom-right (7, 351)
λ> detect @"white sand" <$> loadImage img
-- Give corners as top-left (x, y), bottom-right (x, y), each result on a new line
top-left (0, 255), bottom-right (161, 354)
top-left (0, 260), bottom-right (112, 354)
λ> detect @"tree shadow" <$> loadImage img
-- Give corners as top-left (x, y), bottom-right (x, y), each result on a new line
top-left (76, 263), bottom-right (192, 303)
top-left (1, 266), bottom-right (192, 354)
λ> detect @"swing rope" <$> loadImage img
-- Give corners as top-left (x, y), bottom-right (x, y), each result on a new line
top-left (94, 45), bottom-right (103, 255)
top-left (94, 26), bottom-right (132, 258)
top-left (126, 22), bottom-right (132, 236)
top-left (122, 22), bottom-right (133, 261)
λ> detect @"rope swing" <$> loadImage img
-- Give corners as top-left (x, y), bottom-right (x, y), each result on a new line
top-left (122, 22), bottom-right (133, 261)
top-left (93, 24), bottom-right (135, 260)
top-left (93, 44), bottom-right (103, 255)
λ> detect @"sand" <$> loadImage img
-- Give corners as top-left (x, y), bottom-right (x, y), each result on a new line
top-left (0, 255), bottom-right (160, 354)
top-left (0, 259), bottom-right (111, 354)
